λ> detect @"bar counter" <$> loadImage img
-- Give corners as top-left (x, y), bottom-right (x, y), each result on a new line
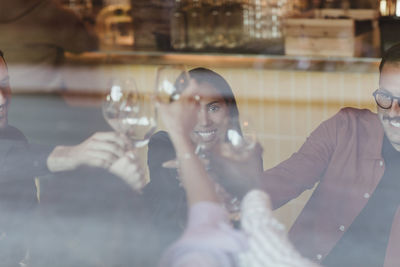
top-left (65, 51), bottom-right (380, 73)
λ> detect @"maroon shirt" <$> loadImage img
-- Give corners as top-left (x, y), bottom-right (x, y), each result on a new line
top-left (261, 107), bottom-right (400, 266)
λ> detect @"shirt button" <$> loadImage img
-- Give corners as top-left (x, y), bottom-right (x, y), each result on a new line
top-left (316, 254), bottom-right (322, 260)
top-left (364, 193), bottom-right (370, 199)
top-left (379, 160), bottom-right (384, 167)
top-left (339, 225), bottom-right (345, 231)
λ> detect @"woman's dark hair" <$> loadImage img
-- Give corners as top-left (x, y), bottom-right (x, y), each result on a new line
top-left (379, 43), bottom-right (400, 72)
top-left (0, 49), bottom-right (8, 69)
top-left (0, 50), bottom-right (6, 66)
top-left (188, 67), bottom-right (242, 133)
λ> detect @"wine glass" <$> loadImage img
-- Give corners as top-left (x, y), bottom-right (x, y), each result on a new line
top-left (102, 77), bottom-right (157, 191)
top-left (215, 117), bottom-right (258, 222)
top-left (103, 77), bottom-right (157, 148)
top-left (154, 65), bottom-right (190, 103)
top-left (155, 65), bottom-right (193, 168)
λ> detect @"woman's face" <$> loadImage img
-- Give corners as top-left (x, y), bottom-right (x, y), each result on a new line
top-left (189, 81), bottom-right (230, 150)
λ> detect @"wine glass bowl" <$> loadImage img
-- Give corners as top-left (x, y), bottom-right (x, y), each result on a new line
top-left (155, 65), bottom-right (190, 103)
top-left (119, 93), bottom-right (157, 148)
top-left (220, 118), bottom-right (257, 161)
top-left (227, 122), bottom-right (256, 150)
top-left (102, 77), bottom-right (157, 148)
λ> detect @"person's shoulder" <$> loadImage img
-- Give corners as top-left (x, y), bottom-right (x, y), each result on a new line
top-left (149, 131), bottom-right (173, 148)
top-left (334, 107), bottom-right (378, 125)
top-left (326, 108), bottom-right (381, 140)
top-left (151, 130), bottom-right (171, 140)
top-left (0, 125), bottom-right (27, 142)
top-left (147, 130), bottom-right (176, 165)
top-left (313, 108), bottom-right (379, 137)
top-left (337, 107), bottom-right (375, 117)
top-left (326, 107), bottom-right (375, 123)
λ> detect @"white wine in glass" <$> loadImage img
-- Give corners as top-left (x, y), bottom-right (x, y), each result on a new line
top-left (119, 92), bottom-right (157, 148)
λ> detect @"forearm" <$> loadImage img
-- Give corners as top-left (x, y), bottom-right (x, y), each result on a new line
top-left (46, 132), bottom-right (127, 173)
top-left (46, 145), bottom-right (74, 172)
top-left (261, 111), bottom-right (340, 209)
top-left (172, 137), bottom-right (219, 207)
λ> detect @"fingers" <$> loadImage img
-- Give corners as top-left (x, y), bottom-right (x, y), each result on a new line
top-left (84, 149), bottom-right (120, 166)
top-left (181, 78), bottom-right (199, 98)
top-left (126, 171), bottom-right (147, 193)
top-left (109, 153), bottom-right (147, 192)
top-left (90, 131), bottom-right (129, 150)
top-left (162, 159), bottom-right (179, 169)
top-left (84, 157), bottom-right (113, 169)
top-left (214, 141), bottom-right (263, 163)
top-left (48, 132), bottom-right (133, 172)
top-left (156, 79), bottom-right (200, 107)
top-left (77, 131), bottom-right (130, 167)
top-left (85, 139), bottom-right (125, 158)
top-left (157, 94), bottom-right (200, 140)
top-left (156, 91), bottom-right (199, 111)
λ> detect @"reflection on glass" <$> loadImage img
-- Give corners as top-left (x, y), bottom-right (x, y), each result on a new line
top-left (155, 65), bottom-right (190, 103)
top-left (222, 118), bottom-right (257, 161)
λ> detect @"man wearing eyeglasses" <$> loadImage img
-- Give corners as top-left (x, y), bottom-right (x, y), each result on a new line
top-left (373, 73), bottom-right (400, 152)
top-left (288, 44), bottom-right (400, 267)
top-left (263, 44), bottom-right (400, 267)
top-left (212, 43), bottom-right (400, 267)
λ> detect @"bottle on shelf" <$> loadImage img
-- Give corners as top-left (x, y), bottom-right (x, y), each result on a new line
top-left (186, 0), bottom-right (206, 49)
top-left (204, 0), bottom-right (226, 49)
top-left (170, 0), bottom-right (188, 50)
top-left (224, 0), bottom-right (245, 48)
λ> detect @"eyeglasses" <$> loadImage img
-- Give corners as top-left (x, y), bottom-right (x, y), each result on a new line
top-left (373, 89), bottom-right (400, 109)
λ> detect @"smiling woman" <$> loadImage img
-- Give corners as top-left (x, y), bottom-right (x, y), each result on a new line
top-left (143, 67), bottom-right (244, 258)
top-left (189, 83), bottom-right (229, 150)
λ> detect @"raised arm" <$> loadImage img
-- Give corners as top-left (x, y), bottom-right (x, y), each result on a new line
top-left (157, 79), bottom-right (246, 267)
top-left (261, 112), bottom-right (339, 209)
top-left (157, 79), bottom-right (219, 206)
